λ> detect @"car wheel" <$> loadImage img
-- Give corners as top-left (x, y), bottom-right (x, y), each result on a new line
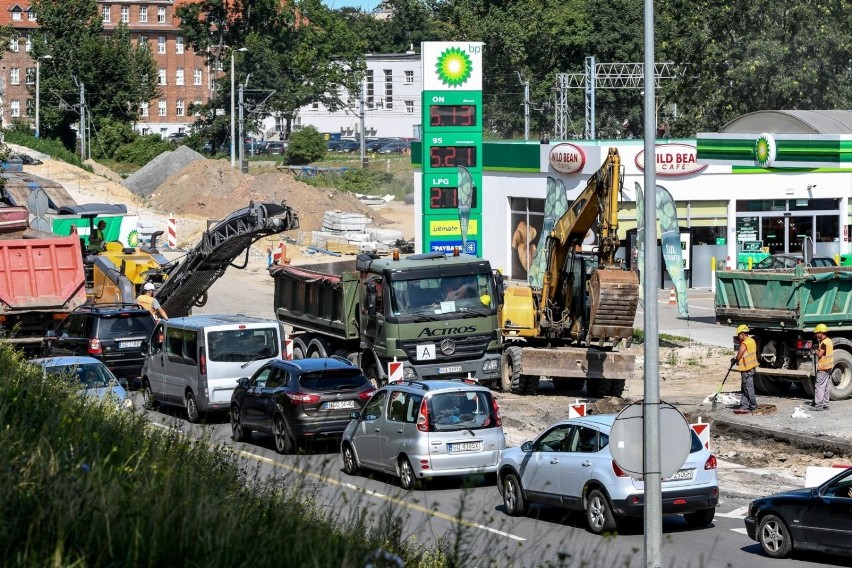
top-left (586, 489), bottom-right (617, 534)
top-left (398, 457), bottom-right (417, 490)
top-left (185, 392), bottom-right (200, 424)
top-left (273, 416), bottom-right (293, 454)
top-left (502, 473), bottom-right (528, 516)
top-left (142, 379), bottom-right (159, 410)
top-left (230, 404), bottom-right (252, 442)
top-left (684, 507), bottom-right (715, 528)
top-left (342, 443), bottom-right (359, 476)
top-left (758, 514), bottom-right (793, 558)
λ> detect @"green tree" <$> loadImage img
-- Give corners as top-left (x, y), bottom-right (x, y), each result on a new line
top-left (30, 0), bottom-right (159, 149)
top-left (284, 126), bottom-right (326, 165)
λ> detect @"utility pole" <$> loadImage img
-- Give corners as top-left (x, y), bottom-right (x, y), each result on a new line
top-left (359, 76), bottom-right (367, 169)
top-left (238, 83), bottom-right (245, 172)
top-left (517, 72), bottom-right (530, 141)
top-left (79, 81), bottom-right (86, 162)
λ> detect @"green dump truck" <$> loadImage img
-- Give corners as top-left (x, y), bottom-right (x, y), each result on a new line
top-left (715, 264), bottom-right (852, 400)
top-left (270, 252), bottom-right (502, 386)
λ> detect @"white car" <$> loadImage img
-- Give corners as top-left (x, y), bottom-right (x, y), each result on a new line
top-left (497, 414), bottom-right (718, 533)
top-left (31, 356), bottom-right (133, 409)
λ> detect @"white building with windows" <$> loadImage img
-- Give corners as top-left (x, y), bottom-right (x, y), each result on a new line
top-left (283, 52), bottom-right (422, 140)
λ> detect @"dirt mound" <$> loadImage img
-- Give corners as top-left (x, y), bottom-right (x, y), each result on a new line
top-left (148, 159), bottom-right (388, 232)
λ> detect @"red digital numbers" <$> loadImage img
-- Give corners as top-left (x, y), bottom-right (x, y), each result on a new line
top-left (429, 146), bottom-right (477, 168)
top-left (429, 105), bottom-right (476, 127)
top-left (429, 187), bottom-right (478, 209)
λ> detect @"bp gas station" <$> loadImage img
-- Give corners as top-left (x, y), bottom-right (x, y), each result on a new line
top-left (414, 42), bottom-right (852, 288)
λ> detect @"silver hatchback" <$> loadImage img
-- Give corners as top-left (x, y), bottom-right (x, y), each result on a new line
top-left (341, 380), bottom-right (505, 489)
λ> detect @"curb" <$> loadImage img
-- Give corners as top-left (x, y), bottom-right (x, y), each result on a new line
top-left (714, 417), bottom-right (852, 454)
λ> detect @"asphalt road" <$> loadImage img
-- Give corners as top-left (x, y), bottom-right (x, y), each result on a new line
top-left (636, 288), bottom-right (735, 348)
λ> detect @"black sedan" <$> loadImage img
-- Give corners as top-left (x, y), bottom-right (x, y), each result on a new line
top-left (230, 357), bottom-right (375, 453)
top-left (745, 466), bottom-right (852, 558)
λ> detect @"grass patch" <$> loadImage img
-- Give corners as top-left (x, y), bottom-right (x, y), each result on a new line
top-left (0, 343), bottom-right (459, 567)
top-left (5, 130), bottom-right (93, 173)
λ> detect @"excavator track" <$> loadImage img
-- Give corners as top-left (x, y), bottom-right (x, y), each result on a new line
top-left (155, 202), bottom-right (298, 318)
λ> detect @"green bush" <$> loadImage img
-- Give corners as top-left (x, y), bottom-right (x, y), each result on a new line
top-left (112, 133), bottom-right (172, 166)
top-left (4, 129), bottom-right (93, 172)
top-left (284, 126), bottom-right (326, 165)
top-left (303, 167), bottom-right (412, 200)
top-left (90, 119), bottom-right (137, 160)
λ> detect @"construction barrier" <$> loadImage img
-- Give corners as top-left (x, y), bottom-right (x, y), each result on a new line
top-left (167, 216), bottom-right (177, 248)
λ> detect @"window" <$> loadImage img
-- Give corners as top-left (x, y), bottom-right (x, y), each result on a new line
top-left (158, 100), bottom-right (167, 117)
top-left (384, 69), bottom-right (393, 109)
top-left (12, 8), bottom-right (21, 21)
top-left (26, 98), bottom-right (34, 117)
top-left (193, 100), bottom-right (202, 116)
top-left (405, 70), bottom-right (414, 84)
top-left (176, 99), bottom-right (185, 117)
top-left (121, 5), bottom-right (129, 23)
top-left (405, 100), bottom-right (414, 114)
top-left (387, 391), bottom-right (422, 424)
top-left (138, 36), bottom-right (148, 49)
top-left (25, 34), bottom-right (31, 53)
top-left (510, 197), bottom-right (545, 281)
top-left (140, 102), bottom-right (149, 117)
top-left (10, 68), bottom-right (20, 86)
top-left (10, 36), bottom-right (19, 52)
top-left (366, 70), bottom-right (374, 107)
top-left (311, 101), bottom-right (319, 110)
top-left (533, 425), bottom-right (573, 452)
top-left (193, 69), bottom-right (202, 86)
top-left (158, 7), bottom-right (166, 23)
top-left (157, 68), bottom-right (166, 85)
top-left (165, 328), bottom-right (197, 365)
top-left (10, 100), bottom-right (20, 118)
top-left (176, 36), bottom-right (184, 55)
top-left (362, 390), bottom-right (388, 421)
top-left (25, 68), bottom-right (35, 85)
top-left (102, 5), bottom-right (111, 23)
top-left (28, 9), bottom-right (36, 21)
top-left (175, 68), bottom-right (184, 86)
top-left (158, 36), bottom-right (166, 54)
top-left (139, 6), bottom-right (148, 23)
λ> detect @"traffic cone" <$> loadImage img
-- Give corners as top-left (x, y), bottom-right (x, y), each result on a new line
top-left (669, 287), bottom-right (676, 305)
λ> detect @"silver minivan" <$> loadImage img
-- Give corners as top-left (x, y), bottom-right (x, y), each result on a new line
top-left (141, 314), bottom-right (282, 423)
top-left (341, 380), bottom-right (506, 489)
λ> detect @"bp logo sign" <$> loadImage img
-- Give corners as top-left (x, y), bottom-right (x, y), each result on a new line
top-left (754, 132), bottom-right (776, 168)
top-left (435, 47), bottom-right (473, 87)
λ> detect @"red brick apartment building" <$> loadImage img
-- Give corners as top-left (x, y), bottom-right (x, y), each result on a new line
top-left (0, 0), bottom-right (214, 137)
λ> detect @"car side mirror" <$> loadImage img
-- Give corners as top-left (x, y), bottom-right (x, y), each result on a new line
top-left (350, 411), bottom-right (361, 420)
top-left (141, 340), bottom-right (149, 354)
top-left (521, 441), bottom-right (533, 453)
top-left (45, 330), bottom-right (57, 339)
top-left (238, 377), bottom-right (250, 387)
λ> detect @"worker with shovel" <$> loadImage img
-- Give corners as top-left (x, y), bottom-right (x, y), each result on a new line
top-left (731, 324), bottom-right (758, 412)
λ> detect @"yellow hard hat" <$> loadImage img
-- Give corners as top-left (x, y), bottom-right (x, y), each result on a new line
top-left (736, 324), bottom-right (750, 334)
top-left (814, 323), bottom-right (828, 333)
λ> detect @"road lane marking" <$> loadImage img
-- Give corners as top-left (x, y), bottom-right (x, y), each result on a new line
top-left (235, 449), bottom-right (526, 542)
top-left (716, 506), bottom-right (749, 519)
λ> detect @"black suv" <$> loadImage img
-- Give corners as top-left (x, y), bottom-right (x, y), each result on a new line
top-left (42, 304), bottom-right (156, 388)
top-left (230, 357), bottom-right (375, 453)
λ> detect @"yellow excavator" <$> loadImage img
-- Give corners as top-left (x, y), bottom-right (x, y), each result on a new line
top-left (500, 147), bottom-right (639, 396)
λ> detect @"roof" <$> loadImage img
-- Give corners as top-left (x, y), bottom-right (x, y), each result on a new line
top-left (721, 110), bottom-right (852, 134)
top-left (166, 314), bottom-right (279, 328)
top-left (275, 357), bottom-right (357, 372)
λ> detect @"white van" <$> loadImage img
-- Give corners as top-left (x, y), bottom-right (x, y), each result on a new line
top-left (141, 314), bottom-right (282, 423)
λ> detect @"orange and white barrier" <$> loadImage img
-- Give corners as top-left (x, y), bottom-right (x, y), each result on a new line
top-left (167, 216), bottom-right (177, 248)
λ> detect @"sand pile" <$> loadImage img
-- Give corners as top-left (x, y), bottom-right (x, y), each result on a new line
top-left (123, 145), bottom-right (205, 197)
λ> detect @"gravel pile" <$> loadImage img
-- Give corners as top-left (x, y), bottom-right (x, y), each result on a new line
top-left (123, 145), bottom-right (204, 197)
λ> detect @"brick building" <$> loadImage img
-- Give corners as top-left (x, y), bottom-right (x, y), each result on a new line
top-left (0, 0), bottom-right (213, 137)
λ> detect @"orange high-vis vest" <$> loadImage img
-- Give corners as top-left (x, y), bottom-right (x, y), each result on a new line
top-left (738, 336), bottom-right (758, 371)
top-left (818, 338), bottom-right (834, 371)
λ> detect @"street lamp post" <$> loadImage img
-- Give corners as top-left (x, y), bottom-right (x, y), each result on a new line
top-left (35, 55), bottom-right (53, 138)
top-left (230, 47), bottom-right (248, 167)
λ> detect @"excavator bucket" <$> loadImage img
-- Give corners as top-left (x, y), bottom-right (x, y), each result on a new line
top-left (587, 268), bottom-right (639, 344)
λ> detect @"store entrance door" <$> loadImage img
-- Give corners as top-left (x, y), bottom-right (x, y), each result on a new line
top-left (761, 216), bottom-right (786, 253)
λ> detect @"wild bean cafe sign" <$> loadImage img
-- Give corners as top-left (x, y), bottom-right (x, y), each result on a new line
top-left (549, 143), bottom-right (586, 174)
top-left (635, 143), bottom-right (707, 176)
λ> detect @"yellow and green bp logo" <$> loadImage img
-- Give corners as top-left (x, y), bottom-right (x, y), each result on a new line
top-left (435, 47), bottom-right (473, 87)
top-left (754, 133), bottom-right (776, 168)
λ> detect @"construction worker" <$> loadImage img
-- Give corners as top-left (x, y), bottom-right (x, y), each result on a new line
top-left (136, 282), bottom-right (168, 320)
top-left (810, 323), bottom-right (833, 411)
top-left (88, 220), bottom-right (107, 252)
top-left (731, 324), bottom-right (758, 412)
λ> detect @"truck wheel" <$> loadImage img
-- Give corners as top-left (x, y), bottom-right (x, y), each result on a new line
top-left (587, 380), bottom-right (612, 398)
top-left (800, 376), bottom-right (815, 398)
top-left (501, 347), bottom-right (523, 393)
top-left (829, 350), bottom-right (852, 400)
top-left (366, 365), bottom-right (384, 389)
top-left (518, 374), bottom-right (540, 395)
top-left (308, 337), bottom-right (331, 358)
top-left (754, 375), bottom-right (790, 396)
top-left (291, 337), bottom-right (308, 360)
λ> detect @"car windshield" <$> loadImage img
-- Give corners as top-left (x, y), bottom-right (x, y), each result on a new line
top-left (298, 368), bottom-right (365, 391)
top-left (390, 274), bottom-right (495, 317)
top-left (44, 362), bottom-right (114, 389)
top-left (207, 328), bottom-right (278, 362)
top-left (428, 391), bottom-right (497, 431)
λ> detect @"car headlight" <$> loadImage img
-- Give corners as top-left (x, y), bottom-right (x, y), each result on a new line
top-left (403, 367), bottom-right (416, 379)
top-left (482, 359), bottom-right (499, 372)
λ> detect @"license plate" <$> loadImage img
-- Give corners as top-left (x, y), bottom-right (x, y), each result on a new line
top-left (665, 468), bottom-right (695, 481)
top-left (438, 365), bottom-right (463, 374)
top-left (447, 441), bottom-right (482, 453)
top-left (119, 340), bottom-right (142, 349)
top-left (322, 400), bottom-right (355, 410)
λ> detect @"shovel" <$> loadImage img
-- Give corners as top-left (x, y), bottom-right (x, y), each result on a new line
top-left (711, 366), bottom-right (737, 411)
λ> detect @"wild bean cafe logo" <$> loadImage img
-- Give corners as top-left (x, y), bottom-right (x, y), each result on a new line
top-left (754, 132), bottom-right (776, 168)
top-left (435, 47), bottom-right (473, 88)
top-left (634, 143), bottom-right (707, 176)
top-left (549, 143), bottom-right (586, 174)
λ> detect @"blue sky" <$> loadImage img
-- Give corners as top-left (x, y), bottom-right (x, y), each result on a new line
top-left (322, 0), bottom-right (378, 11)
